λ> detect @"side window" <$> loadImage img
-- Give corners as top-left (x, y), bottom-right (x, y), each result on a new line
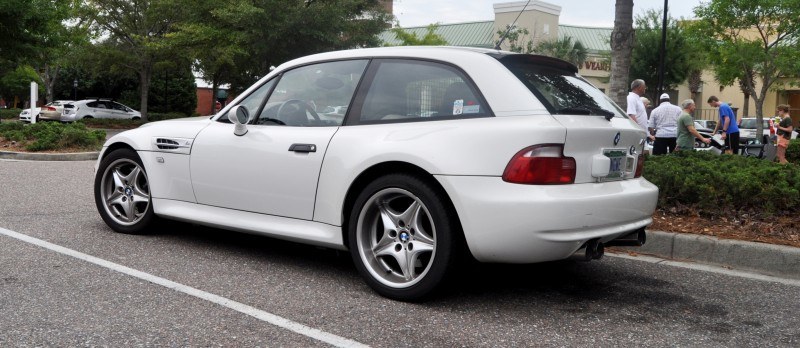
top-left (219, 78), bottom-right (275, 123)
top-left (258, 60), bottom-right (368, 127)
top-left (358, 60), bottom-right (487, 123)
top-left (86, 101), bottom-right (99, 108)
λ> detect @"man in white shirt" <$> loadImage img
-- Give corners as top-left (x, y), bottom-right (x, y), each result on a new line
top-left (648, 93), bottom-right (682, 155)
top-left (626, 79), bottom-right (648, 131)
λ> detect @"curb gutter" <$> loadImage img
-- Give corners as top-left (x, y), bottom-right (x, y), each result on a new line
top-left (618, 230), bottom-right (800, 280)
top-left (0, 150), bottom-right (99, 161)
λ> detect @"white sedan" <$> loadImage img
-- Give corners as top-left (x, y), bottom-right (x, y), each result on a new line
top-left (94, 46), bottom-right (658, 301)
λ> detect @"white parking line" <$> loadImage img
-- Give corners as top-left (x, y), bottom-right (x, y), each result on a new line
top-left (608, 252), bottom-right (800, 287)
top-left (0, 227), bottom-right (369, 348)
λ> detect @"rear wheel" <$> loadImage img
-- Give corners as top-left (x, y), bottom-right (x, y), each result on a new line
top-left (348, 174), bottom-right (461, 301)
top-left (94, 148), bottom-right (156, 234)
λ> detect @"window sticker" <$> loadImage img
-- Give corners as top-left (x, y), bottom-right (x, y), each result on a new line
top-left (453, 99), bottom-right (464, 115)
top-left (463, 104), bottom-right (480, 114)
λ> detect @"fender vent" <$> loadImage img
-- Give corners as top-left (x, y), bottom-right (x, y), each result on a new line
top-left (155, 138), bottom-right (180, 150)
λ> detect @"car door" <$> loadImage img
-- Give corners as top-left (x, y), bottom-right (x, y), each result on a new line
top-left (190, 59), bottom-right (369, 220)
top-left (109, 102), bottom-right (131, 119)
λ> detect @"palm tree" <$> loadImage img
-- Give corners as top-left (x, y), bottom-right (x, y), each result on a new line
top-left (534, 37), bottom-right (588, 66)
top-left (609, 0), bottom-right (634, 108)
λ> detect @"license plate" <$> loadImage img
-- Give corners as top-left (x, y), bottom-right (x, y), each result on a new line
top-left (604, 149), bottom-right (627, 179)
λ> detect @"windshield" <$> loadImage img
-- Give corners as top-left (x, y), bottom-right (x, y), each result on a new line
top-left (740, 119), bottom-right (769, 129)
top-left (500, 57), bottom-right (625, 118)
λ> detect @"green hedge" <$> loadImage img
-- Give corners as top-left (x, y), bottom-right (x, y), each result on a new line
top-left (644, 150), bottom-right (800, 217)
top-left (0, 108), bottom-right (21, 119)
top-left (0, 121), bottom-right (105, 151)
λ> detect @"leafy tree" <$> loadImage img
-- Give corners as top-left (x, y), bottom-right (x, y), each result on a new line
top-left (32, 1), bottom-right (92, 104)
top-left (495, 25), bottom-right (534, 53)
top-left (534, 37), bottom-right (588, 66)
top-left (389, 24), bottom-right (448, 46)
top-left (175, 0), bottom-right (391, 105)
top-left (0, 66), bottom-right (44, 108)
top-left (83, 0), bottom-right (189, 121)
top-left (0, 0), bottom-right (52, 66)
top-left (609, 0), bottom-right (634, 108)
top-left (694, 0), bottom-right (800, 139)
top-left (630, 9), bottom-right (701, 104)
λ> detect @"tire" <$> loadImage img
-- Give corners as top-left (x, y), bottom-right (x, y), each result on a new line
top-left (94, 148), bottom-right (156, 234)
top-left (348, 173), bottom-right (461, 301)
top-left (132, 117), bottom-right (141, 121)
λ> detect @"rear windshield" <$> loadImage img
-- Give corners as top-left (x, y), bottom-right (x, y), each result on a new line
top-left (499, 55), bottom-right (625, 118)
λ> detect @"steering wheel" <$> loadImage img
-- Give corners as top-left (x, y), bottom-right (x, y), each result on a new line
top-left (258, 117), bottom-right (285, 125)
top-left (276, 99), bottom-right (321, 124)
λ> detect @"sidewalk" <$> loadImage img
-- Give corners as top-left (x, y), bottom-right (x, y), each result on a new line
top-left (617, 230), bottom-right (800, 280)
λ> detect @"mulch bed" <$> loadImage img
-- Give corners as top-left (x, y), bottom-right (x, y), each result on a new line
top-left (650, 210), bottom-right (800, 248)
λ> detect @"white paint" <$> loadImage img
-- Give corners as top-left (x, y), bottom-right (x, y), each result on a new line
top-left (30, 82), bottom-right (38, 124)
top-left (608, 252), bottom-right (800, 287)
top-left (0, 227), bottom-right (369, 348)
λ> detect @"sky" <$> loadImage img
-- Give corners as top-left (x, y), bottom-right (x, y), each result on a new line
top-left (393, 0), bottom-right (706, 28)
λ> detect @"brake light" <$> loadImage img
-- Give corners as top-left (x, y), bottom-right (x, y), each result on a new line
top-left (46, 106), bottom-right (56, 111)
top-left (503, 145), bottom-right (576, 184)
top-left (634, 154), bottom-right (645, 178)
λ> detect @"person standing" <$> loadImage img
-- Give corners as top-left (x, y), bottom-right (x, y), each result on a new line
top-left (676, 99), bottom-right (711, 151)
top-left (627, 79), bottom-right (648, 131)
top-left (707, 96), bottom-right (740, 154)
top-left (648, 93), bottom-right (682, 155)
top-left (776, 104), bottom-right (793, 164)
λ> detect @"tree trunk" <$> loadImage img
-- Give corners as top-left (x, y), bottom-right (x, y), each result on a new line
top-left (609, 0), bottom-right (635, 108)
top-left (139, 63), bottom-right (152, 122)
top-left (688, 69), bottom-right (702, 108)
top-left (43, 64), bottom-right (59, 104)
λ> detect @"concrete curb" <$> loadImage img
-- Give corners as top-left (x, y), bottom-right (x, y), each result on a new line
top-left (618, 230), bottom-right (800, 280)
top-left (0, 150), bottom-right (98, 161)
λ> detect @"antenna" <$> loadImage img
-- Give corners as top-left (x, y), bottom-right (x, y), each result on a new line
top-left (494, 0), bottom-right (533, 50)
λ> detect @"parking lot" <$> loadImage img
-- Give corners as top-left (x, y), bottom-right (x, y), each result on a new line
top-left (1, 159), bottom-right (798, 347)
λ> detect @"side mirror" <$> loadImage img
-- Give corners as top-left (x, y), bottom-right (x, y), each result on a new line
top-left (227, 105), bottom-right (250, 136)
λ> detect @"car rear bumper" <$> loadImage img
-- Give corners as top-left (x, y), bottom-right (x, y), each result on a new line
top-left (435, 175), bottom-right (659, 263)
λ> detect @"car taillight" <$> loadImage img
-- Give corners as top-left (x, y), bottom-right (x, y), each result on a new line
top-left (503, 145), bottom-right (576, 185)
top-left (634, 154), bottom-right (645, 178)
top-left (46, 106), bottom-right (56, 111)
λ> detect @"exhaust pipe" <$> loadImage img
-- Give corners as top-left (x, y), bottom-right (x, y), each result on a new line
top-left (605, 228), bottom-right (647, 247)
top-left (571, 238), bottom-right (604, 261)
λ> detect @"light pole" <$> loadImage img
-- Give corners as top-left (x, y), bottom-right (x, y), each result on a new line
top-left (72, 79), bottom-right (78, 100)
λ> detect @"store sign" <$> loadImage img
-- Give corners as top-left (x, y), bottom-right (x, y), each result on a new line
top-left (582, 60), bottom-right (611, 72)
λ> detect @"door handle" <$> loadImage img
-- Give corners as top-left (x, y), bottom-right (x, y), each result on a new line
top-left (289, 143), bottom-right (317, 153)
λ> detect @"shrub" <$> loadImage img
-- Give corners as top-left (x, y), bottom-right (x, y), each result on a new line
top-left (644, 151), bottom-right (800, 218)
top-left (0, 121), bottom-right (105, 151)
top-left (0, 108), bottom-right (22, 119)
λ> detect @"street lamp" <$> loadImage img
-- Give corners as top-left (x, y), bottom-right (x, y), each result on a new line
top-left (72, 79), bottom-right (78, 100)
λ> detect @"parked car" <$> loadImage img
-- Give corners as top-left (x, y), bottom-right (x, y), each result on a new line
top-left (94, 47), bottom-right (658, 301)
top-left (738, 117), bottom-right (796, 144)
top-left (694, 119), bottom-right (717, 130)
top-left (62, 99), bottom-right (141, 121)
top-left (693, 121), bottom-right (714, 148)
top-left (19, 107), bottom-right (41, 122)
top-left (40, 100), bottom-right (75, 121)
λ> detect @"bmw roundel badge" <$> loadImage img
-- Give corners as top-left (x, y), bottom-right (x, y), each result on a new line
top-left (613, 132), bottom-right (621, 146)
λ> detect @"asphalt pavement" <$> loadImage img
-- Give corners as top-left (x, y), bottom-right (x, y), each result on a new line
top-left (1, 159), bottom-right (798, 347)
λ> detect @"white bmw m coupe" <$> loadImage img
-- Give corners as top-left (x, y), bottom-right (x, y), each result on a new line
top-left (94, 46), bottom-right (658, 301)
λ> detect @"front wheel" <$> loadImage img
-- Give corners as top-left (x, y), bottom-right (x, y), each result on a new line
top-left (348, 174), bottom-right (462, 301)
top-left (94, 148), bottom-right (156, 234)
